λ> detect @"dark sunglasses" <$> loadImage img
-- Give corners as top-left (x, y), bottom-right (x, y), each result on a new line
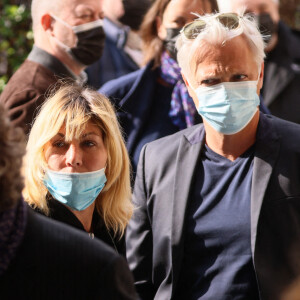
top-left (181, 13), bottom-right (241, 39)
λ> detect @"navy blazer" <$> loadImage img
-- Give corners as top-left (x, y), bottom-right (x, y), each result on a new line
top-left (100, 62), bottom-right (156, 153)
top-left (100, 63), bottom-right (165, 173)
top-left (126, 113), bottom-right (300, 300)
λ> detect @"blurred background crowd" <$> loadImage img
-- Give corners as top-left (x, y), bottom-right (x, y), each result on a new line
top-left (1, 0), bottom-right (300, 94)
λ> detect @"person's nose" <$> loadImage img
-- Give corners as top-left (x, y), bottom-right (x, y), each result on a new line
top-left (65, 144), bottom-right (82, 167)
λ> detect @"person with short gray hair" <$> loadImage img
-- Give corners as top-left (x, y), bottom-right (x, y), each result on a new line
top-left (126, 11), bottom-right (300, 300)
top-left (0, 0), bottom-right (106, 134)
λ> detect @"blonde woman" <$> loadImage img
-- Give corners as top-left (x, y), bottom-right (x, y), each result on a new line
top-left (23, 84), bottom-right (133, 254)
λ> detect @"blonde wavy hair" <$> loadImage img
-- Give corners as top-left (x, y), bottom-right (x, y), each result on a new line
top-left (23, 84), bottom-right (133, 237)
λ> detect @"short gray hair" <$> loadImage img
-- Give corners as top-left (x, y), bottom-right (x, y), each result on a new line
top-left (176, 12), bottom-right (266, 82)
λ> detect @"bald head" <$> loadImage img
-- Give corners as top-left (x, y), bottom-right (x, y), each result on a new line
top-left (31, 0), bottom-right (64, 34)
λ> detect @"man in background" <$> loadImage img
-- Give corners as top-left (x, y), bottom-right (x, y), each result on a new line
top-left (229, 0), bottom-right (300, 124)
top-left (0, 0), bottom-right (105, 133)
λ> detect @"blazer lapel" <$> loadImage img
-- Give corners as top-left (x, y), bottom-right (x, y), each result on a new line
top-left (171, 126), bottom-right (205, 296)
top-left (250, 114), bottom-right (280, 256)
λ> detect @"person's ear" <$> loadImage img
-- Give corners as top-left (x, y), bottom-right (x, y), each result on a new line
top-left (41, 13), bottom-right (53, 32)
top-left (156, 16), bottom-right (166, 40)
top-left (181, 72), bottom-right (189, 87)
top-left (182, 72), bottom-right (199, 107)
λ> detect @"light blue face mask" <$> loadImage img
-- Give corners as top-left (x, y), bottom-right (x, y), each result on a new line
top-left (43, 168), bottom-right (107, 211)
top-left (190, 77), bottom-right (261, 135)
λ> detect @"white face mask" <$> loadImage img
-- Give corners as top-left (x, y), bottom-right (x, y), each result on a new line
top-left (188, 71), bottom-right (261, 135)
top-left (50, 14), bottom-right (105, 65)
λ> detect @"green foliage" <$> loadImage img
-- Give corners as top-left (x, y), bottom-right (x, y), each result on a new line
top-left (0, 2), bottom-right (33, 93)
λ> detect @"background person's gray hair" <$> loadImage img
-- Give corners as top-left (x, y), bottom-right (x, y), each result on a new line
top-left (176, 12), bottom-right (266, 85)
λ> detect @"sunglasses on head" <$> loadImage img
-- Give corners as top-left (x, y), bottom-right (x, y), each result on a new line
top-left (181, 13), bottom-right (241, 40)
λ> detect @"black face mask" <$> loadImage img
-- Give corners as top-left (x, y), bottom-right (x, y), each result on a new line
top-left (119, 0), bottom-right (152, 31)
top-left (257, 13), bottom-right (277, 44)
top-left (164, 28), bottom-right (181, 61)
top-left (71, 22), bottom-right (106, 65)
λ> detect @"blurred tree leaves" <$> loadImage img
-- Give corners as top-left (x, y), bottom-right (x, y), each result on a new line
top-left (0, 1), bottom-right (33, 93)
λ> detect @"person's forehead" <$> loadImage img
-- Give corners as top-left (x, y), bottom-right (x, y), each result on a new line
top-left (231, 0), bottom-right (275, 13)
top-left (54, 121), bottom-right (102, 139)
top-left (163, 0), bottom-right (210, 20)
top-left (192, 36), bottom-right (257, 75)
top-left (61, 0), bottom-right (103, 15)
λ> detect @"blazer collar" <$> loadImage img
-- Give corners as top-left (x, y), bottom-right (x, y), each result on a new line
top-left (250, 113), bottom-right (280, 256)
top-left (171, 124), bottom-right (206, 295)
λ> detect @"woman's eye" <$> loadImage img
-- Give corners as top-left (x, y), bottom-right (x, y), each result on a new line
top-left (53, 141), bottom-right (65, 148)
top-left (174, 19), bottom-right (185, 27)
top-left (82, 140), bottom-right (96, 147)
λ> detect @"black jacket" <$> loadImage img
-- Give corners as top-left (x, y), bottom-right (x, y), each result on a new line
top-left (262, 21), bottom-right (300, 123)
top-left (38, 198), bottom-right (125, 255)
top-left (1, 208), bottom-right (137, 300)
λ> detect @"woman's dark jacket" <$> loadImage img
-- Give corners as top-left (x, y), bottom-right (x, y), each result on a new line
top-left (36, 198), bottom-right (125, 255)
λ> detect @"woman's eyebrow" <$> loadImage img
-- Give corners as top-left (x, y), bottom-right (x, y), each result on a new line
top-left (52, 133), bottom-right (65, 138)
top-left (81, 132), bottom-right (101, 138)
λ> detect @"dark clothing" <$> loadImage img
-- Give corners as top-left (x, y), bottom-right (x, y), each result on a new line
top-left (0, 208), bottom-right (137, 300)
top-left (132, 81), bottom-right (179, 167)
top-left (126, 113), bottom-right (300, 300)
top-left (0, 200), bottom-right (27, 276)
top-left (0, 46), bottom-right (83, 133)
top-left (86, 18), bottom-right (139, 89)
top-left (177, 145), bottom-right (258, 299)
top-left (38, 198), bottom-right (125, 255)
top-left (262, 21), bottom-right (300, 123)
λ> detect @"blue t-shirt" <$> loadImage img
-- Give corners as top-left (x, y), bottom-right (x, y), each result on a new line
top-left (176, 144), bottom-right (259, 300)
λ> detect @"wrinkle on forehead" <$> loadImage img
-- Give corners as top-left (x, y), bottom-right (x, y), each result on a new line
top-left (190, 35), bottom-right (258, 82)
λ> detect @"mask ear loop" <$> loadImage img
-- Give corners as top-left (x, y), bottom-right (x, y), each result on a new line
top-left (48, 13), bottom-right (78, 53)
top-left (49, 13), bottom-right (73, 29)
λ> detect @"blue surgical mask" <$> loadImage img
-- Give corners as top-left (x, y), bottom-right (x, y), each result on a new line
top-left (190, 78), bottom-right (260, 135)
top-left (43, 168), bottom-right (107, 211)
